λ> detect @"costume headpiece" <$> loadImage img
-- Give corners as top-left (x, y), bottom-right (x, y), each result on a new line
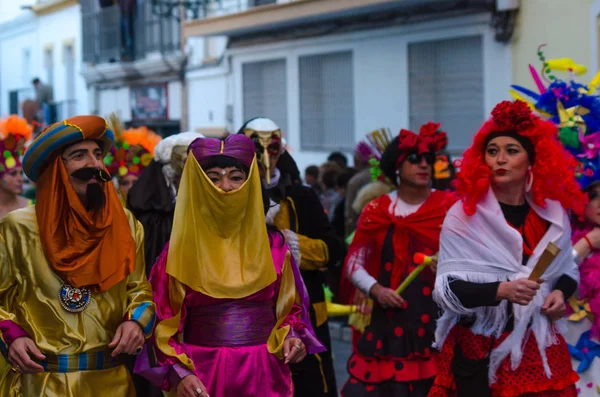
top-left (353, 128), bottom-right (392, 182)
top-left (167, 136), bottom-right (275, 299)
top-left (237, 117), bottom-right (283, 184)
top-left (104, 115), bottom-right (161, 179)
top-left (378, 122), bottom-right (447, 186)
top-left (395, 122), bottom-right (447, 166)
top-left (0, 115), bottom-right (33, 175)
top-left (510, 46), bottom-right (600, 191)
top-left (24, 115), bottom-right (135, 293)
top-left (189, 134), bottom-right (255, 169)
top-left (455, 99), bottom-right (586, 216)
top-left (23, 115), bottom-right (114, 182)
top-left (154, 131), bottom-right (204, 165)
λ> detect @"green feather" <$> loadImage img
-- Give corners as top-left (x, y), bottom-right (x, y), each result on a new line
top-left (558, 127), bottom-right (580, 149)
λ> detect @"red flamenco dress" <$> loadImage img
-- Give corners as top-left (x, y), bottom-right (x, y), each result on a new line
top-left (428, 202), bottom-right (578, 397)
top-left (341, 190), bottom-right (454, 397)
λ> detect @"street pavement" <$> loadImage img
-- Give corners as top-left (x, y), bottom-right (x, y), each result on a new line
top-left (329, 321), bottom-right (352, 395)
top-left (332, 338), bottom-right (351, 394)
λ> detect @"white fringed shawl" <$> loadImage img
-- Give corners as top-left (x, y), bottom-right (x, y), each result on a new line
top-left (433, 188), bottom-right (579, 383)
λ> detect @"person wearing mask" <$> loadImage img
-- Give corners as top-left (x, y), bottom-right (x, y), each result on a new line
top-left (135, 134), bottom-right (323, 396)
top-left (240, 117), bottom-right (342, 397)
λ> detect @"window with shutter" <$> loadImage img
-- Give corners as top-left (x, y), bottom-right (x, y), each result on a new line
top-left (81, 0), bottom-right (98, 63)
top-left (299, 51), bottom-right (354, 152)
top-left (408, 35), bottom-right (484, 152)
top-left (242, 59), bottom-right (288, 132)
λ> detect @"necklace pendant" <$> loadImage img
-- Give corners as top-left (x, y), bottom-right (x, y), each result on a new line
top-left (59, 284), bottom-right (91, 313)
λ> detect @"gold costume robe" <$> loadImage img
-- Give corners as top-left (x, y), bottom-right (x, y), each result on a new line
top-left (0, 206), bottom-right (155, 397)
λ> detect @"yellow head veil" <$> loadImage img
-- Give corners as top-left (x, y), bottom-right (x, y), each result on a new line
top-left (166, 154), bottom-right (276, 299)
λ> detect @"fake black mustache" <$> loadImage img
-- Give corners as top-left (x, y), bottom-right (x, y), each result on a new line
top-left (70, 168), bottom-right (112, 183)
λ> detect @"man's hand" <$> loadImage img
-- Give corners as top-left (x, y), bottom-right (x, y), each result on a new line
top-left (8, 337), bottom-right (45, 374)
top-left (109, 320), bottom-right (144, 357)
top-left (541, 290), bottom-right (566, 321)
top-left (369, 283), bottom-right (404, 309)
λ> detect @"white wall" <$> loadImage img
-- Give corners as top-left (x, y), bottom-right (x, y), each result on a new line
top-left (187, 67), bottom-right (229, 132)
top-left (0, 4), bottom-right (87, 117)
top-left (0, 14), bottom-right (37, 115)
top-left (227, 13), bottom-right (511, 173)
top-left (37, 4), bottom-right (88, 115)
top-left (98, 87), bottom-right (131, 121)
top-left (0, 0), bottom-right (32, 24)
top-left (168, 81), bottom-right (182, 121)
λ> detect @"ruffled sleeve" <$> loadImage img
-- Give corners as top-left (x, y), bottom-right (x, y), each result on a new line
top-left (123, 217), bottom-right (156, 338)
top-left (267, 237), bottom-right (325, 357)
top-left (134, 242), bottom-right (194, 390)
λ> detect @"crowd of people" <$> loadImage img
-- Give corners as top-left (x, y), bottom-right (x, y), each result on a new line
top-left (0, 53), bottom-right (599, 397)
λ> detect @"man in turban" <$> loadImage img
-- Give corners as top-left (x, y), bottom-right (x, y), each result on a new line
top-left (0, 116), bottom-right (155, 396)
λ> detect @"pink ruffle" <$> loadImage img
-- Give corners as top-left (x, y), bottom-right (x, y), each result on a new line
top-left (572, 225), bottom-right (600, 337)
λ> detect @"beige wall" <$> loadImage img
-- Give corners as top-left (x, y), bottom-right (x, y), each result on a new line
top-left (511, 0), bottom-right (593, 88)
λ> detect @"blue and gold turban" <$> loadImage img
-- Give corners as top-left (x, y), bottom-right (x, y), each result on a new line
top-left (23, 116), bottom-right (114, 182)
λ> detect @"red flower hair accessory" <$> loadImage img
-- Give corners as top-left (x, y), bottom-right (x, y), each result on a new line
top-left (455, 100), bottom-right (586, 216)
top-left (396, 122), bottom-right (447, 166)
top-left (490, 100), bottom-right (537, 133)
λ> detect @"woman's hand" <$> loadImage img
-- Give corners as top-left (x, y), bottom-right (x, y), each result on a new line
top-left (177, 375), bottom-right (209, 397)
top-left (353, 290), bottom-right (371, 314)
top-left (369, 283), bottom-right (404, 309)
top-left (430, 257), bottom-right (438, 273)
top-left (283, 337), bottom-right (306, 364)
top-left (541, 290), bottom-right (566, 321)
top-left (497, 278), bottom-right (540, 305)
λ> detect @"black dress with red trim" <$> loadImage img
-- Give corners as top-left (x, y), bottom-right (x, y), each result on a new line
top-left (342, 191), bottom-right (453, 397)
top-left (427, 202), bottom-right (578, 397)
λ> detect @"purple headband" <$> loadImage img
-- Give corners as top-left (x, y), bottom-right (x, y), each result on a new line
top-left (189, 135), bottom-right (255, 169)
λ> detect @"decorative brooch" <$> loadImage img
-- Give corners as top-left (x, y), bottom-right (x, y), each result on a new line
top-left (59, 284), bottom-right (91, 313)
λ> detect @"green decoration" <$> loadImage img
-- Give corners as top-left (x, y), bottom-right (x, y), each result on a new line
top-left (369, 157), bottom-right (381, 182)
top-left (558, 127), bottom-right (580, 149)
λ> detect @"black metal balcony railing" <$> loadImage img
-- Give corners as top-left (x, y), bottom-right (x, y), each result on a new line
top-left (150, 0), bottom-right (277, 21)
top-left (82, 1), bottom-right (180, 64)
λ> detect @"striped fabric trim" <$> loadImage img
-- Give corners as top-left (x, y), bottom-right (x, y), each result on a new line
top-left (129, 301), bottom-right (156, 338)
top-left (38, 349), bottom-right (121, 373)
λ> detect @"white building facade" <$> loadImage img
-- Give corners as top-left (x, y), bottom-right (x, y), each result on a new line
top-left (0, 0), bottom-right (87, 121)
top-left (183, 0), bottom-right (515, 172)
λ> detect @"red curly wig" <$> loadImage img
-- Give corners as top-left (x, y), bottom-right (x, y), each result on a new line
top-left (456, 100), bottom-right (586, 216)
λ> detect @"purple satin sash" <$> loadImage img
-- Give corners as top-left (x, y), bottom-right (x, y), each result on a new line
top-left (183, 300), bottom-right (276, 347)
